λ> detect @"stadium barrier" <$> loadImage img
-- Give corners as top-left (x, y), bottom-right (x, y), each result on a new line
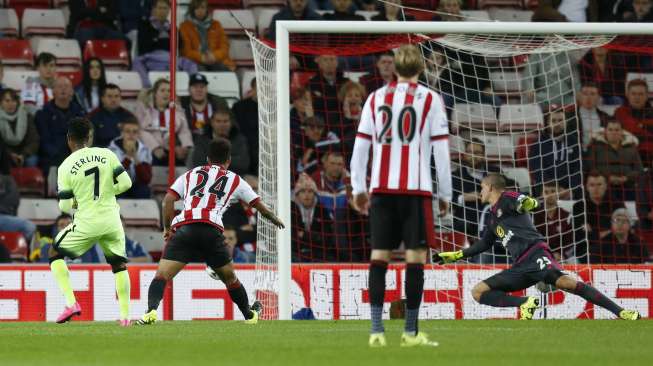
top-left (1, 264), bottom-right (650, 321)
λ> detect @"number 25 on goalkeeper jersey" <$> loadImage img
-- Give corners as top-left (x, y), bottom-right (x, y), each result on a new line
top-left (350, 81), bottom-right (452, 201)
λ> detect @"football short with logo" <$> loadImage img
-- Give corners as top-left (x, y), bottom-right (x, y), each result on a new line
top-left (484, 242), bottom-right (565, 292)
top-left (162, 223), bottom-right (231, 268)
top-left (53, 215), bottom-right (127, 263)
top-left (369, 194), bottom-right (435, 250)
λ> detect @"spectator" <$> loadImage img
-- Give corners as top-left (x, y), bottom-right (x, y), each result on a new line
top-left (585, 120), bottom-right (642, 201)
top-left (88, 84), bottom-right (136, 148)
top-left (572, 172), bottom-right (625, 261)
top-left (311, 151), bottom-right (350, 214)
top-left (359, 51), bottom-right (396, 94)
top-left (133, 0), bottom-right (198, 87)
top-left (618, 0), bottom-right (653, 22)
top-left (433, 0), bottom-right (464, 21)
top-left (121, 217), bottom-right (151, 262)
top-left (290, 87), bottom-right (314, 133)
top-left (590, 208), bottom-right (649, 263)
top-left (529, 108), bottom-right (582, 198)
top-left (332, 81), bottom-right (365, 152)
top-left (531, 0), bottom-right (569, 21)
top-left (636, 168), bottom-right (653, 229)
top-left (0, 89), bottom-right (39, 167)
top-left (578, 47), bottom-right (627, 105)
top-left (322, 0), bottom-right (365, 20)
top-left (117, 0), bottom-right (148, 35)
top-left (615, 79), bottom-right (653, 166)
top-left (35, 77), bottom-right (85, 173)
top-left (558, 0), bottom-right (599, 22)
top-left (371, 0), bottom-right (415, 21)
top-left (533, 181), bottom-right (573, 262)
top-left (21, 53), bottom-right (56, 115)
top-left (179, 73), bottom-right (229, 138)
top-left (308, 54), bottom-right (351, 113)
top-left (224, 226), bottom-right (254, 263)
top-left (67, 0), bottom-right (126, 48)
top-left (266, 0), bottom-right (322, 41)
top-left (190, 107), bottom-right (250, 175)
top-left (295, 115), bottom-right (341, 175)
top-left (291, 173), bottom-right (335, 262)
top-left (108, 116), bottom-right (153, 198)
top-left (75, 57), bottom-right (107, 113)
top-left (180, 0), bottom-right (235, 71)
top-left (232, 78), bottom-right (259, 175)
top-left (576, 83), bottom-right (609, 152)
top-left (36, 214), bottom-right (104, 263)
top-left (0, 62), bottom-right (6, 93)
top-left (0, 173), bottom-right (35, 243)
top-left (135, 78), bottom-right (193, 165)
top-left (522, 52), bottom-right (580, 106)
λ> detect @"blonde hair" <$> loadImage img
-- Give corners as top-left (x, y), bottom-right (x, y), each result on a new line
top-left (394, 44), bottom-right (424, 78)
top-left (338, 81), bottom-right (366, 103)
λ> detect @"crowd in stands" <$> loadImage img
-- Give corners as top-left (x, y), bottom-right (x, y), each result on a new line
top-left (0, 0), bottom-right (652, 265)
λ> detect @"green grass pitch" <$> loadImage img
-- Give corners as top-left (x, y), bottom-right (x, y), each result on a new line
top-left (1, 320), bottom-right (651, 366)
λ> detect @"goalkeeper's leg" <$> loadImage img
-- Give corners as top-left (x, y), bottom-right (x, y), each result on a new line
top-left (554, 275), bottom-right (640, 319)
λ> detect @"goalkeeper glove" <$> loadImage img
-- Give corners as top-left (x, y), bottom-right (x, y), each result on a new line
top-left (517, 195), bottom-right (538, 213)
top-left (437, 250), bottom-right (464, 264)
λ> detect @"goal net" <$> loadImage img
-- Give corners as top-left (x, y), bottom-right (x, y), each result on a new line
top-left (250, 16), bottom-right (653, 320)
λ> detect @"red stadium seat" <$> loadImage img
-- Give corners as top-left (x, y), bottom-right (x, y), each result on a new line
top-left (0, 231), bottom-right (28, 261)
top-left (402, 0), bottom-right (438, 8)
top-left (83, 40), bottom-right (130, 70)
top-left (58, 69), bottom-right (83, 87)
top-left (431, 231), bottom-right (467, 253)
top-left (242, 0), bottom-right (286, 8)
top-left (210, 0), bottom-right (241, 8)
top-left (11, 167), bottom-right (45, 197)
top-left (0, 39), bottom-right (34, 68)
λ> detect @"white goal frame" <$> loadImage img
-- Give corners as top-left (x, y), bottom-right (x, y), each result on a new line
top-left (273, 21), bottom-right (653, 320)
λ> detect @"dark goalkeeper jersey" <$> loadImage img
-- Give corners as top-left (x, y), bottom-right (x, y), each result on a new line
top-left (462, 191), bottom-right (546, 262)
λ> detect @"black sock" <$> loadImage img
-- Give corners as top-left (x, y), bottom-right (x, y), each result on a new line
top-left (404, 263), bottom-right (424, 335)
top-left (369, 260), bottom-right (387, 333)
top-left (572, 282), bottom-right (623, 316)
top-left (227, 280), bottom-right (253, 319)
top-left (147, 278), bottom-right (166, 312)
top-left (479, 290), bottom-right (527, 307)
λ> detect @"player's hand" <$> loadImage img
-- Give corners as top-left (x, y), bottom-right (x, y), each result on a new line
top-left (352, 193), bottom-right (370, 216)
top-left (517, 196), bottom-right (538, 213)
top-left (271, 215), bottom-right (285, 229)
top-left (436, 250), bottom-right (463, 264)
top-left (163, 228), bottom-right (172, 242)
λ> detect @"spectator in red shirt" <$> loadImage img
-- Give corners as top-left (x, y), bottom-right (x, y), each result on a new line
top-left (578, 47), bottom-right (627, 105)
top-left (615, 79), bottom-right (653, 165)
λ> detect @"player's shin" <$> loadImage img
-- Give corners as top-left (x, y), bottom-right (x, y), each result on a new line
top-left (226, 279), bottom-right (253, 319)
top-left (571, 282), bottom-right (623, 316)
top-left (369, 260), bottom-right (388, 334)
top-left (50, 257), bottom-right (77, 307)
top-left (479, 290), bottom-right (528, 307)
top-left (114, 269), bottom-right (131, 320)
top-left (147, 277), bottom-right (167, 312)
top-left (404, 263), bottom-right (424, 336)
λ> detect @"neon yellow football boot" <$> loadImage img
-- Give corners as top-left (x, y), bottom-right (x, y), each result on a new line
top-left (619, 309), bottom-right (641, 320)
top-left (369, 333), bottom-right (387, 348)
top-left (244, 301), bottom-right (262, 325)
top-left (400, 332), bottom-right (439, 347)
top-left (519, 297), bottom-right (539, 320)
top-left (135, 310), bottom-right (157, 325)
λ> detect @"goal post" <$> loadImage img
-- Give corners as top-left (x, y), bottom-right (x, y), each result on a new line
top-left (254, 21), bottom-right (653, 320)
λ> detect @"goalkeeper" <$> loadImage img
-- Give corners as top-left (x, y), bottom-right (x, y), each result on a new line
top-left (438, 173), bottom-right (640, 320)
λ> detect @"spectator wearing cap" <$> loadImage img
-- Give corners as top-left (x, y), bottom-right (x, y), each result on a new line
top-left (294, 115), bottom-right (340, 176)
top-left (179, 73), bottom-right (229, 139)
top-left (189, 106), bottom-right (250, 175)
top-left (232, 78), bottom-right (259, 175)
top-left (87, 84), bottom-right (136, 148)
top-left (180, 0), bottom-right (235, 71)
top-left (108, 116), bottom-right (152, 198)
top-left (590, 208), bottom-right (649, 264)
top-left (291, 173), bottom-right (335, 262)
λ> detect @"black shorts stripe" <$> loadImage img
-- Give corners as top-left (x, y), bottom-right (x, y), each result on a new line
top-left (53, 224), bottom-right (75, 250)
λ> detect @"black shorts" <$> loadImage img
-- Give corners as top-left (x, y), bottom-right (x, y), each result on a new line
top-left (484, 243), bottom-right (565, 292)
top-left (162, 223), bottom-right (231, 268)
top-left (369, 193), bottom-right (435, 251)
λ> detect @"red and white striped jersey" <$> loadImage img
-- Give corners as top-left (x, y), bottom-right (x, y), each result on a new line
top-left (168, 164), bottom-right (259, 231)
top-left (350, 81), bottom-right (452, 200)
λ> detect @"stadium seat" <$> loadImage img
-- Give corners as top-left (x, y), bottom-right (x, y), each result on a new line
top-left (243, 0), bottom-right (287, 8)
top-left (490, 71), bottom-right (524, 94)
top-left (254, 7), bottom-right (278, 38)
top-left (0, 8), bottom-right (19, 38)
top-left (17, 198), bottom-right (60, 225)
top-left (11, 167), bottom-right (44, 197)
top-left (343, 71), bottom-right (368, 83)
top-left (477, 0), bottom-right (524, 8)
top-left (2, 70), bottom-right (38, 91)
top-left (0, 231), bottom-right (28, 261)
top-left (472, 132), bottom-right (514, 161)
top-left (460, 10), bottom-right (491, 21)
top-left (0, 39), bottom-right (34, 68)
top-left (83, 40), bottom-right (130, 70)
top-left (354, 10), bottom-right (378, 21)
top-left (501, 167), bottom-right (531, 193)
top-left (6, 1), bottom-right (52, 18)
top-left (210, 0), bottom-right (241, 8)
top-left (148, 71), bottom-right (190, 96)
top-left (58, 69), bottom-right (83, 87)
top-left (431, 231), bottom-right (467, 253)
top-left (626, 72), bottom-right (653, 97)
top-left (514, 133), bottom-right (537, 167)
top-left (498, 104), bottom-right (543, 132)
top-left (452, 103), bottom-right (498, 132)
top-left (106, 71), bottom-right (143, 99)
top-left (489, 9), bottom-right (533, 22)
top-left (118, 199), bottom-right (160, 228)
top-left (200, 71), bottom-right (240, 103)
top-left (21, 8), bottom-right (67, 38)
top-left (33, 38), bottom-right (82, 69)
top-left (213, 9), bottom-right (255, 37)
top-left (150, 166), bottom-right (186, 194)
top-left (229, 38), bottom-right (254, 67)
top-left (127, 229), bottom-right (164, 253)
top-left (238, 68), bottom-right (256, 98)
top-left (47, 166), bottom-right (57, 197)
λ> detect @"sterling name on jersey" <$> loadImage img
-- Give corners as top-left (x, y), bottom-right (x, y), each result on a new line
top-left (169, 164), bottom-right (259, 231)
top-left (350, 81), bottom-right (452, 200)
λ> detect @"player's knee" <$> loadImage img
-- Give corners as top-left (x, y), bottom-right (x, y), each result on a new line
top-left (216, 269), bottom-right (237, 285)
top-left (110, 262), bottom-right (127, 273)
top-left (155, 269), bottom-right (175, 281)
top-left (471, 282), bottom-right (488, 302)
top-left (555, 275), bottom-right (577, 291)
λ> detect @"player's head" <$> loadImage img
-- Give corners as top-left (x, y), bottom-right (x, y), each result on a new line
top-left (67, 117), bottom-right (94, 149)
top-left (480, 173), bottom-right (506, 204)
top-left (207, 137), bottom-right (231, 167)
top-left (394, 44), bottom-right (424, 79)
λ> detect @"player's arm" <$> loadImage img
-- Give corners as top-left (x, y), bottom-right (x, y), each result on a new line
top-left (350, 93), bottom-right (375, 214)
top-left (504, 192), bottom-right (539, 214)
top-left (251, 200), bottom-right (284, 229)
top-left (236, 177), bottom-right (284, 229)
top-left (161, 191), bottom-right (177, 239)
top-left (56, 167), bottom-right (75, 213)
top-left (430, 92), bottom-right (452, 215)
top-left (438, 229), bottom-right (494, 264)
